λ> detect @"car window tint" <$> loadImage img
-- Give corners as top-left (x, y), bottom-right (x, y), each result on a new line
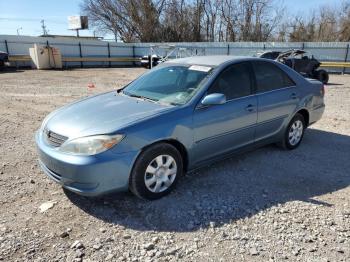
top-left (123, 66), bottom-right (210, 105)
top-left (208, 63), bottom-right (252, 100)
top-left (186, 70), bottom-right (201, 83)
top-left (143, 68), bottom-right (180, 88)
top-left (283, 72), bottom-right (295, 86)
top-left (253, 61), bottom-right (295, 92)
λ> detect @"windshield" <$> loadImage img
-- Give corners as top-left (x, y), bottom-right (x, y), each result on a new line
top-left (123, 65), bottom-right (211, 105)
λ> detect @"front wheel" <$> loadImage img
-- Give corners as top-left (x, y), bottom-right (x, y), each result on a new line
top-left (129, 143), bottom-right (183, 200)
top-left (315, 69), bottom-right (329, 84)
top-left (280, 113), bottom-right (306, 150)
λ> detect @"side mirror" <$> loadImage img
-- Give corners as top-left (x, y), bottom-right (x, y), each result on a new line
top-left (201, 93), bottom-right (226, 106)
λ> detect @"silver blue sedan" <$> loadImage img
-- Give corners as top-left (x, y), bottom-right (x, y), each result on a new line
top-left (35, 56), bottom-right (325, 199)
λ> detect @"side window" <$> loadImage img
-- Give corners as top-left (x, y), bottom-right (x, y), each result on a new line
top-left (253, 61), bottom-right (295, 93)
top-left (208, 63), bottom-right (252, 100)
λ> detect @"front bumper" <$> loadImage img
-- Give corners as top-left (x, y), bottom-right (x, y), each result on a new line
top-left (35, 131), bottom-right (139, 196)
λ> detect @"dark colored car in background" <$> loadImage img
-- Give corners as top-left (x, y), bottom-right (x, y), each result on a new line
top-left (259, 51), bottom-right (281, 60)
top-left (0, 51), bottom-right (9, 69)
top-left (259, 49), bottom-right (329, 84)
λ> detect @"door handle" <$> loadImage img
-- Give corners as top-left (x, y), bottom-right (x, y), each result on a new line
top-left (290, 93), bottom-right (297, 99)
top-left (245, 104), bottom-right (255, 112)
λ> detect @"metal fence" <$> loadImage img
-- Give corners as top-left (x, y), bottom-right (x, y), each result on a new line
top-left (0, 35), bottom-right (135, 67)
top-left (1, 35), bottom-right (349, 72)
top-left (133, 42), bottom-right (350, 73)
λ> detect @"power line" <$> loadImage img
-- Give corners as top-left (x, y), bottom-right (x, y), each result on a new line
top-left (0, 17), bottom-right (67, 25)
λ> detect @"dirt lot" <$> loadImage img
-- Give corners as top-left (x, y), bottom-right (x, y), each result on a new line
top-left (0, 68), bottom-right (349, 262)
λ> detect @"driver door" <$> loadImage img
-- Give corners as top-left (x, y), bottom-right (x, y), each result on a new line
top-left (192, 62), bottom-right (258, 164)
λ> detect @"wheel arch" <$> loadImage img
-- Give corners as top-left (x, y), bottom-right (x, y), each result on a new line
top-left (296, 108), bottom-right (310, 127)
top-left (139, 139), bottom-right (189, 173)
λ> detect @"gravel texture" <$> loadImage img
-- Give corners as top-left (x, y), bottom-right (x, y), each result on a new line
top-left (0, 68), bottom-right (349, 262)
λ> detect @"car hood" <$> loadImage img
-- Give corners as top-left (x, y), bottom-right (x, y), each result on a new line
top-left (45, 91), bottom-right (172, 138)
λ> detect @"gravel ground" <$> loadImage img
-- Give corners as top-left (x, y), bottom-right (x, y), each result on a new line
top-left (0, 68), bottom-right (349, 262)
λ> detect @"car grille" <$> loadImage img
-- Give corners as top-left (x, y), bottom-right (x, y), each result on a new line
top-left (44, 128), bottom-right (68, 147)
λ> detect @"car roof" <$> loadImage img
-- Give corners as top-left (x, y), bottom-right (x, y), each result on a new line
top-left (166, 55), bottom-right (252, 67)
top-left (278, 49), bottom-right (306, 57)
top-left (260, 51), bottom-right (281, 54)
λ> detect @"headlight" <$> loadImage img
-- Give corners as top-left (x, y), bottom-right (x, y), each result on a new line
top-left (59, 134), bottom-right (124, 156)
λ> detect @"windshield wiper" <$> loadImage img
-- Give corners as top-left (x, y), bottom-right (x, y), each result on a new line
top-left (122, 91), bottom-right (180, 106)
top-left (123, 91), bottom-right (159, 103)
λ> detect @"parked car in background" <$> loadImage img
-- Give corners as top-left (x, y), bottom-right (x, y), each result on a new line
top-left (36, 56), bottom-right (325, 200)
top-left (259, 49), bottom-right (329, 84)
top-left (0, 51), bottom-right (9, 69)
top-left (140, 54), bottom-right (162, 68)
top-left (258, 51), bottom-right (281, 60)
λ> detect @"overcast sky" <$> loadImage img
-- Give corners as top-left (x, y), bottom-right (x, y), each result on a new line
top-left (0, 0), bottom-right (343, 39)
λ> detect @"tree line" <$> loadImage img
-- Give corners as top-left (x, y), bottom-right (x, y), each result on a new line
top-left (81, 0), bottom-right (350, 42)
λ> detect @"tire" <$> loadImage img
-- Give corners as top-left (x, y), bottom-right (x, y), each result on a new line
top-left (280, 113), bottom-right (306, 150)
top-left (129, 143), bottom-right (183, 200)
top-left (315, 69), bottom-right (329, 84)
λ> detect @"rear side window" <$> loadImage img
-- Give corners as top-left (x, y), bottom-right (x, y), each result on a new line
top-left (253, 61), bottom-right (295, 93)
top-left (208, 62), bottom-right (252, 100)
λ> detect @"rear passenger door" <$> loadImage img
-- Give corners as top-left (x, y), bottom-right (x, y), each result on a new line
top-left (192, 62), bottom-right (258, 163)
top-left (252, 61), bottom-right (298, 142)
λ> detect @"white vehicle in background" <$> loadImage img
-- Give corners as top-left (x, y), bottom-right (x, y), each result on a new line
top-left (140, 45), bottom-right (205, 69)
top-left (140, 54), bottom-right (162, 68)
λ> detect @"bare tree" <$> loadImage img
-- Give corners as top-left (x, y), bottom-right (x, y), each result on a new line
top-left (202, 0), bottom-right (222, 41)
top-left (81, 0), bottom-right (165, 42)
top-left (82, 0), bottom-right (350, 42)
top-left (339, 0), bottom-right (350, 41)
top-left (289, 16), bottom-right (317, 42)
top-left (221, 0), bottom-right (238, 41)
top-left (193, 0), bottom-right (204, 41)
top-left (160, 0), bottom-right (199, 42)
top-left (233, 0), bottom-right (282, 41)
top-left (317, 7), bottom-right (338, 41)
top-left (280, 1), bottom-right (349, 42)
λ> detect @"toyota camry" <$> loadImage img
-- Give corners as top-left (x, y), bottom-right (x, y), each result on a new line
top-left (36, 56), bottom-right (325, 199)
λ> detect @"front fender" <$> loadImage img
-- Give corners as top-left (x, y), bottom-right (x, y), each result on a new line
top-left (110, 106), bottom-right (194, 160)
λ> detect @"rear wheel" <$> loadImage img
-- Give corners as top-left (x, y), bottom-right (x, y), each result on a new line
top-left (315, 69), bottom-right (329, 84)
top-left (129, 143), bottom-right (183, 200)
top-left (280, 113), bottom-right (306, 150)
